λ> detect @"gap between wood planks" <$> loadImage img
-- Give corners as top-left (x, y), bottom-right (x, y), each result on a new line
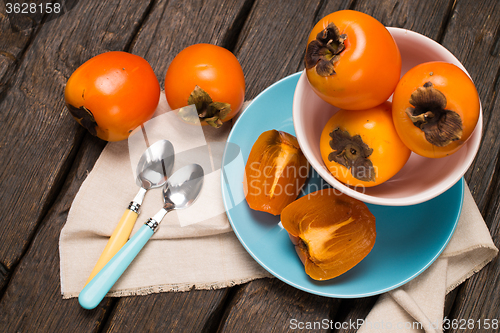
top-left (436, 0), bottom-right (457, 43)
top-left (0, 0), bottom-right (259, 327)
top-left (0, 3), bottom-right (49, 106)
top-left (0, 0), bottom-right (157, 298)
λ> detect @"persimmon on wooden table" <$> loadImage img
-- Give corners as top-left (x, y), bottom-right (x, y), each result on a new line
top-left (0, 0), bottom-right (499, 332)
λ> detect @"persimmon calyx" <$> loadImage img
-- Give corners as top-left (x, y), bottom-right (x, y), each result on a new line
top-left (328, 128), bottom-right (375, 182)
top-left (67, 104), bottom-right (98, 136)
top-left (405, 81), bottom-right (463, 147)
top-left (179, 85), bottom-right (231, 128)
top-left (305, 22), bottom-right (347, 76)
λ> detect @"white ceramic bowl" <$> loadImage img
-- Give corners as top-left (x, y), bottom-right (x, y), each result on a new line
top-left (293, 27), bottom-right (482, 206)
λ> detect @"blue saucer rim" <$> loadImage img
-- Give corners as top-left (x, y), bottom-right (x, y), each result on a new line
top-left (221, 72), bottom-right (464, 298)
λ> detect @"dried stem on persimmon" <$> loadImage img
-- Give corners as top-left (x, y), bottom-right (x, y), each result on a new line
top-left (178, 85), bottom-right (232, 128)
top-left (405, 81), bottom-right (463, 147)
top-left (328, 128), bottom-right (375, 182)
top-left (305, 22), bottom-right (346, 76)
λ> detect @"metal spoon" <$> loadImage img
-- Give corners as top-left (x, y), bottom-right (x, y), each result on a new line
top-left (79, 164), bottom-right (204, 310)
top-left (85, 140), bottom-right (175, 284)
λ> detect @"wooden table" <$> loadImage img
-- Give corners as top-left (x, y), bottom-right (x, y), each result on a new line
top-left (1, 0), bottom-right (499, 331)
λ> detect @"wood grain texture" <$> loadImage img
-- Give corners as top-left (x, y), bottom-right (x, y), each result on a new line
top-left (234, 0), bottom-right (353, 99)
top-left (438, 0), bottom-right (500, 330)
top-left (336, 297), bottom-right (379, 333)
top-left (130, 0), bottom-right (253, 85)
top-left (0, 134), bottom-right (109, 333)
top-left (104, 289), bottom-right (229, 332)
top-left (0, 0), bottom-right (45, 96)
top-left (442, 0), bottom-right (500, 210)
top-left (352, 0), bottom-right (454, 39)
top-left (448, 178), bottom-right (500, 327)
top-left (0, 0), bottom-right (153, 270)
top-left (444, 288), bottom-right (458, 318)
top-left (0, 262), bottom-right (8, 293)
top-left (218, 278), bottom-right (340, 333)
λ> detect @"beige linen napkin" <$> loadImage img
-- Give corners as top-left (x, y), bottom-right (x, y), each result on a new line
top-left (59, 96), bottom-right (271, 298)
top-left (60, 94), bottom-right (497, 333)
top-left (358, 185), bottom-right (498, 333)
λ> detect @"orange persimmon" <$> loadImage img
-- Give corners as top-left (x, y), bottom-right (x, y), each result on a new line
top-left (320, 102), bottom-right (411, 187)
top-left (281, 189), bottom-right (376, 280)
top-left (392, 61), bottom-right (480, 158)
top-left (164, 44), bottom-right (245, 128)
top-left (305, 10), bottom-right (401, 110)
top-left (65, 51), bottom-right (160, 142)
top-left (243, 130), bottom-right (309, 216)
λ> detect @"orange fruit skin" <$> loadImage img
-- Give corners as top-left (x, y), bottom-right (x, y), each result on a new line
top-left (65, 51), bottom-right (160, 142)
top-left (320, 102), bottom-right (411, 187)
top-left (164, 44), bottom-right (245, 125)
top-left (392, 61), bottom-right (480, 158)
top-left (306, 10), bottom-right (401, 110)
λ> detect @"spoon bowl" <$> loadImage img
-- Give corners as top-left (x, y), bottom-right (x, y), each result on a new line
top-left (163, 164), bottom-right (204, 211)
top-left (136, 140), bottom-right (175, 190)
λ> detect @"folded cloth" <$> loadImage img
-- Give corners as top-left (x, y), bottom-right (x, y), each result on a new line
top-left (358, 184), bottom-right (498, 333)
top-left (60, 94), bottom-right (497, 333)
top-left (59, 96), bottom-right (271, 299)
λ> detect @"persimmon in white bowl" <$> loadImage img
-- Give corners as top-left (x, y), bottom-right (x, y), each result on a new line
top-left (293, 27), bottom-right (482, 206)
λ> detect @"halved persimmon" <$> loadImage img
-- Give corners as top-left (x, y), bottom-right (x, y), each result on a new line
top-left (243, 130), bottom-right (309, 216)
top-left (281, 189), bottom-right (376, 280)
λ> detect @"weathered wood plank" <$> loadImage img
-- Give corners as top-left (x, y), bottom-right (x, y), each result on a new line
top-left (0, 262), bottom-right (8, 293)
top-left (353, 0), bottom-right (454, 39)
top-left (0, 134), bottom-right (110, 332)
top-left (444, 288), bottom-right (458, 318)
top-left (104, 289), bottom-right (230, 332)
top-left (131, 0), bottom-right (255, 84)
top-left (437, 0), bottom-right (500, 330)
top-left (448, 192), bottom-right (500, 332)
top-left (0, 0), bottom-right (44, 96)
top-left (218, 278), bottom-right (340, 333)
top-left (336, 297), bottom-right (379, 333)
top-left (444, 0), bottom-right (500, 210)
top-left (0, 0), bottom-right (154, 270)
top-left (234, 0), bottom-right (353, 99)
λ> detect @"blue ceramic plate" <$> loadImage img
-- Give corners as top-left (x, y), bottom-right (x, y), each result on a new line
top-left (221, 72), bottom-right (463, 297)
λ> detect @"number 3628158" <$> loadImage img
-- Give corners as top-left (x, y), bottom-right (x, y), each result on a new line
top-left (6, 3), bottom-right (61, 14)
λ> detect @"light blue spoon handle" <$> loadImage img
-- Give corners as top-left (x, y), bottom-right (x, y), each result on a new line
top-left (79, 224), bottom-right (154, 310)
